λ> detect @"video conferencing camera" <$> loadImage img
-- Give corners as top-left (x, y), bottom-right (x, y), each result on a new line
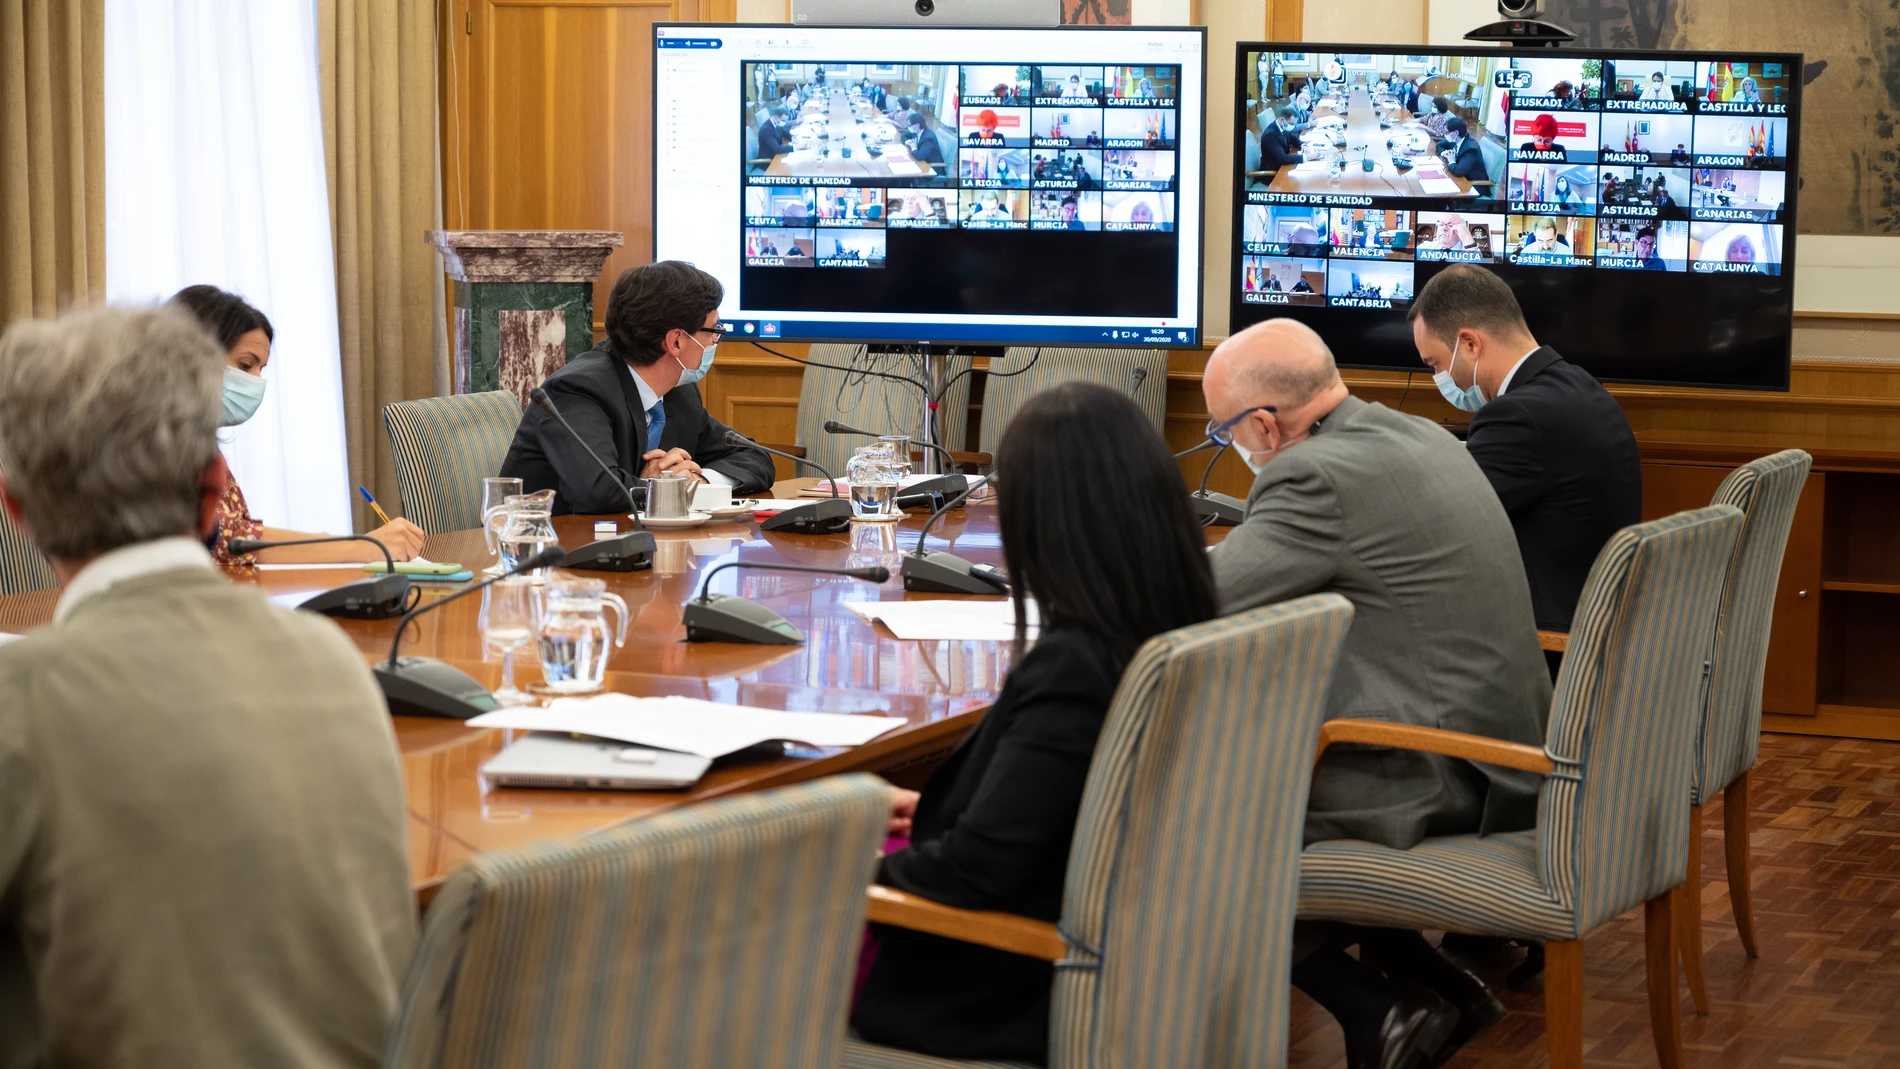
top-left (1465, 0), bottom-right (1575, 44)
top-left (791, 0), bottom-right (1060, 25)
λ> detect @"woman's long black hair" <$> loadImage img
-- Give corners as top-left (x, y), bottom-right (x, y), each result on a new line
top-left (993, 381), bottom-right (1218, 662)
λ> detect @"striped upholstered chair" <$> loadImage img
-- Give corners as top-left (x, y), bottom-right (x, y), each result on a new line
top-left (793, 345), bottom-right (973, 478)
top-left (977, 348), bottom-right (1168, 457)
top-left (383, 391), bottom-right (521, 533)
top-left (383, 774), bottom-right (888, 1069)
top-left (0, 498), bottom-right (54, 596)
top-left (1675, 449), bottom-right (1812, 1012)
top-left (846, 593), bottom-right (1356, 1068)
top-left (1298, 506), bottom-right (1744, 1069)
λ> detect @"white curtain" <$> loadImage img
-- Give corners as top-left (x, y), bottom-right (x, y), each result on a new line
top-left (103, 0), bottom-right (351, 534)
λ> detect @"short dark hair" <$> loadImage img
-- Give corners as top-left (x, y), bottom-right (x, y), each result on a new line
top-left (1445, 116), bottom-right (1469, 137)
top-left (1275, 105), bottom-right (1295, 120)
top-left (1434, 96), bottom-right (1450, 113)
top-left (602, 261), bottom-right (723, 367)
top-left (1408, 265), bottom-right (1531, 348)
top-left (994, 382), bottom-right (1216, 661)
top-left (1636, 226), bottom-right (1657, 240)
top-left (167, 284), bottom-right (274, 351)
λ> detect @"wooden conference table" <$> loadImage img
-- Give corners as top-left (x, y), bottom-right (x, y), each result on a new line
top-left (0, 491), bottom-right (1566, 902)
top-left (0, 488), bottom-right (1086, 903)
top-left (1266, 86), bottom-right (1478, 200)
top-left (767, 87), bottom-right (932, 180)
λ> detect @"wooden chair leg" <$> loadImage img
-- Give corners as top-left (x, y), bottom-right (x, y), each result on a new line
top-left (1677, 804), bottom-right (1710, 1014)
top-left (1647, 891), bottom-right (1685, 1069)
top-left (1544, 939), bottom-right (1584, 1069)
top-left (1726, 769), bottom-right (1760, 958)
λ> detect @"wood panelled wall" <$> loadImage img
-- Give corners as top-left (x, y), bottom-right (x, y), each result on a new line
top-left (439, 0), bottom-right (711, 328)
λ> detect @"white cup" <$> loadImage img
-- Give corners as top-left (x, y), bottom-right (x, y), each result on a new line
top-left (693, 483), bottom-right (733, 511)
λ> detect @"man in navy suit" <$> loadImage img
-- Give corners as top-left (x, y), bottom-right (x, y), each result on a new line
top-left (757, 108), bottom-right (794, 161)
top-left (1259, 105), bottom-right (1305, 172)
top-left (1443, 117), bottom-right (1488, 182)
top-left (1409, 265), bottom-right (1641, 646)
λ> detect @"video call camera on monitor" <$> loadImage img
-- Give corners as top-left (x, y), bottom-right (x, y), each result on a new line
top-left (791, 0), bottom-right (1059, 26)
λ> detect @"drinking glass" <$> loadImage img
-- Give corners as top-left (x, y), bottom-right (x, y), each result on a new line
top-left (878, 434), bottom-right (914, 480)
top-left (846, 444), bottom-right (900, 522)
top-left (480, 577), bottom-right (541, 706)
top-left (479, 478), bottom-right (524, 575)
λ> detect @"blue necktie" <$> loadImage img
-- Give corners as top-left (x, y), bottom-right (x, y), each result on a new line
top-left (646, 400), bottom-right (666, 453)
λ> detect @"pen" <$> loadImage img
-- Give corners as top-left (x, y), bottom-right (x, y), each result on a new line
top-left (358, 485), bottom-right (393, 527)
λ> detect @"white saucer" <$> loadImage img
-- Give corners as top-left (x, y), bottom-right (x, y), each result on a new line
top-left (640, 512), bottom-right (712, 529)
top-left (703, 500), bottom-right (762, 521)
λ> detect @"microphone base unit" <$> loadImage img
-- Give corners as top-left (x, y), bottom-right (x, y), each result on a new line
top-left (682, 594), bottom-right (806, 645)
top-left (560, 530), bottom-right (656, 572)
top-left (895, 474), bottom-right (970, 511)
top-left (374, 656), bottom-right (502, 720)
top-left (1191, 491), bottom-right (1247, 527)
top-left (760, 497), bottom-right (853, 535)
top-left (298, 574), bottom-right (413, 620)
top-left (901, 550), bottom-right (1011, 595)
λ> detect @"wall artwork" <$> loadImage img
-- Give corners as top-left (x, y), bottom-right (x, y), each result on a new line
top-left (1063, 0), bottom-right (1130, 24)
top-left (1543, 0), bottom-right (1885, 234)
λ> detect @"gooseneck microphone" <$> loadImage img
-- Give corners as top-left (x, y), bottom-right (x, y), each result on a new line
top-left (226, 535), bottom-right (410, 619)
top-left (724, 430), bottom-right (852, 534)
top-left (900, 473), bottom-right (1009, 594)
top-left (1190, 442), bottom-right (1247, 527)
top-left (821, 419), bottom-right (962, 477)
top-left (683, 560), bottom-right (891, 644)
top-left (529, 387), bottom-right (655, 572)
top-left (1127, 366), bottom-right (1148, 394)
top-left (1173, 438), bottom-right (1219, 460)
top-left (372, 545), bottom-right (567, 719)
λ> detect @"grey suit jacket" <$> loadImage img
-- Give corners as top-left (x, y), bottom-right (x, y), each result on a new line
top-left (1210, 395), bottom-right (1552, 849)
top-left (0, 567), bottom-right (416, 1068)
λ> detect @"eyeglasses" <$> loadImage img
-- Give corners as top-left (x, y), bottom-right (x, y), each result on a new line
top-left (690, 325), bottom-right (728, 342)
top-left (1205, 405), bottom-right (1276, 446)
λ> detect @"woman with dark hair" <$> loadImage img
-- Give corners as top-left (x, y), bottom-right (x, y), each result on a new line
top-left (852, 382), bottom-right (1217, 1063)
top-left (169, 285), bottom-right (424, 564)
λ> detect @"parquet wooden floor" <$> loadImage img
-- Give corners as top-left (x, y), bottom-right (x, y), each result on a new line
top-left (1289, 733), bottom-right (1900, 1069)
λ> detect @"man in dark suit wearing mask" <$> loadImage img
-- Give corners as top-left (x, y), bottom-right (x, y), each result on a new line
top-left (1443, 117), bottom-right (1488, 182)
top-left (501, 261), bottom-right (775, 515)
top-left (1259, 105), bottom-right (1306, 173)
top-left (757, 107), bottom-right (794, 161)
top-left (1409, 265), bottom-right (1641, 656)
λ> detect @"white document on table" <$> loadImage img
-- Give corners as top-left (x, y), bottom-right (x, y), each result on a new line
top-left (0, 632), bottom-right (21, 646)
top-left (1417, 175), bottom-right (1463, 195)
top-left (844, 597), bottom-right (1038, 641)
top-left (467, 693), bottom-right (906, 758)
top-left (253, 556), bottom-right (440, 572)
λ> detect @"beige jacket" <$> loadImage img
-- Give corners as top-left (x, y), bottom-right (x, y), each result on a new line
top-left (0, 559), bottom-right (415, 1068)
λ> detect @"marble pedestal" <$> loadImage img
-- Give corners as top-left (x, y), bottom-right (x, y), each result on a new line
top-left (426, 230), bottom-right (624, 406)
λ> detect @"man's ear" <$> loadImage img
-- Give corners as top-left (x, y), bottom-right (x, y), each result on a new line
top-left (197, 454), bottom-right (232, 541)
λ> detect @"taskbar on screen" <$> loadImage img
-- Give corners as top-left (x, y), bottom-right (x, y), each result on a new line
top-left (718, 319), bottom-right (1199, 347)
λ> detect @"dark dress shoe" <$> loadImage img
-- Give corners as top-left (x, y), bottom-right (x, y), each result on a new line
top-left (1346, 985), bottom-right (1460, 1069)
top-left (1429, 976), bottom-right (1506, 1068)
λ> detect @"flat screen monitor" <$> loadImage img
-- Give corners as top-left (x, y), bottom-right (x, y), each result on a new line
top-left (655, 24), bottom-right (1208, 348)
top-left (1235, 45), bottom-right (1799, 389)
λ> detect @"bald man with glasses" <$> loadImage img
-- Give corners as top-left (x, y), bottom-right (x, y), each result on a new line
top-left (1202, 318), bottom-right (1551, 1069)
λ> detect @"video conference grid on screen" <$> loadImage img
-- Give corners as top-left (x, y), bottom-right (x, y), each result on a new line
top-left (1239, 49), bottom-right (1793, 316)
top-left (743, 62), bottom-right (1184, 270)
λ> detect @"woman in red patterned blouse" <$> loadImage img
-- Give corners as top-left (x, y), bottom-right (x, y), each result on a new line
top-left (170, 286), bottom-right (425, 565)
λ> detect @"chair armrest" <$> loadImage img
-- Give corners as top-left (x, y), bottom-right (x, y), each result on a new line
top-left (866, 886), bottom-right (1066, 961)
top-left (1538, 629), bottom-right (1568, 652)
top-left (1316, 719), bottom-right (1555, 775)
top-left (757, 442), bottom-right (806, 458)
top-left (954, 450), bottom-right (992, 467)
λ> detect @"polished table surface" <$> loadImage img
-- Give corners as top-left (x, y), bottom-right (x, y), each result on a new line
top-left (767, 86), bottom-right (929, 180)
top-left (1267, 87), bottom-right (1477, 200)
top-left (0, 486), bottom-right (1119, 900)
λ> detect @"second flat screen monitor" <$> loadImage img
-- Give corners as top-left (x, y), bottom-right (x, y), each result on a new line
top-left (1235, 46), bottom-right (1799, 389)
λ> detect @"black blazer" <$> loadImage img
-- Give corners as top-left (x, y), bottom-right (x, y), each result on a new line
top-left (757, 120), bottom-right (792, 160)
top-left (909, 129), bottom-right (944, 165)
top-left (1467, 347), bottom-right (1642, 630)
top-left (1447, 136), bottom-right (1488, 181)
top-left (1258, 123), bottom-right (1304, 171)
top-left (852, 626), bottom-right (1123, 1063)
top-left (498, 350), bottom-right (775, 515)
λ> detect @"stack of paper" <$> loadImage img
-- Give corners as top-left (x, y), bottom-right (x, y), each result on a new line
top-left (844, 597), bottom-right (1038, 641)
top-left (467, 693), bottom-right (905, 758)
